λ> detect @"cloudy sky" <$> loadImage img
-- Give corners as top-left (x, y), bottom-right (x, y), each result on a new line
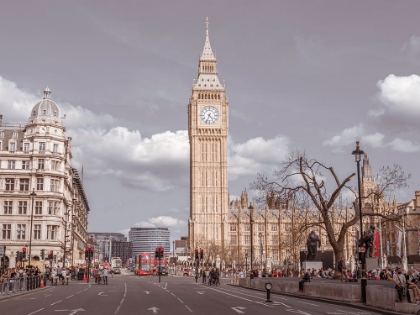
top-left (1, 1), bottom-right (420, 242)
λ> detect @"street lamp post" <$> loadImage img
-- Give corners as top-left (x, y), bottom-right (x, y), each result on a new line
top-left (259, 232), bottom-right (263, 274)
top-left (28, 189), bottom-right (37, 267)
top-left (245, 252), bottom-right (248, 272)
top-left (248, 204), bottom-right (254, 277)
top-left (352, 141), bottom-right (367, 303)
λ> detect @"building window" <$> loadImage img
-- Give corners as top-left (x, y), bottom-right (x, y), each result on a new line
top-left (53, 143), bottom-right (58, 153)
top-left (9, 142), bottom-right (16, 152)
top-left (259, 236), bottom-right (264, 245)
top-left (271, 235), bottom-right (278, 245)
top-left (39, 142), bottom-right (46, 151)
top-left (47, 225), bottom-right (58, 240)
top-left (7, 160), bottom-right (16, 169)
top-left (23, 143), bottom-right (30, 152)
top-left (22, 161), bottom-right (30, 170)
top-left (2, 224), bottom-right (11, 239)
top-left (258, 225), bottom-right (264, 232)
top-left (35, 201), bottom-right (42, 215)
top-left (272, 250), bottom-right (278, 261)
top-left (34, 224), bottom-right (41, 240)
top-left (50, 178), bottom-right (59, 192)
top-left (18, 201), bottom-right (28, 214)
top-left (3, 201), bottom-right (12, 214)
top-left (271, 225), bottom-right (278, 232)
top-left (0, 131), bottom-right (4, 138)
top-left (19, 178), bottom-right (29, 191)
top-left (38, 159), bottom-right (45, 169)
top-left (37, 178), bottom-right (44, 190)
top-left (244, 225), bottom-right (250, 232)
top-left (244, 235), bottom-right (250, 245)
top-left (48, 201), bottom-right (56, 215)
top-left (12, 131), bottom-right (18, 139)
top-left (230, 235), bottom-right (237, 245)
top-left (5, 178), bottom-right (15, 191)
top-left (51, 160), bottom-right (59, 170)
top-left (17, 224), bottom-right (26, 240)
top-left (0, 141), bottom-right (2, 150)
top-left (230, 224), bottom-right (236, 232)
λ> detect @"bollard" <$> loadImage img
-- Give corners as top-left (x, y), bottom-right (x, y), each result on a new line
top-left (265, 283), bottom-right (273, 302)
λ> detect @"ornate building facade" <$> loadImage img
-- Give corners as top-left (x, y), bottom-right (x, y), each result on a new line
top-left (188, 19), bottom-right (229, 251)
top-left (0, 88), bottom-right (89, 269)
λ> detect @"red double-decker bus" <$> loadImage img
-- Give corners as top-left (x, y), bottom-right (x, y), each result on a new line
top-left (135, 253), bottom-right (153, 276)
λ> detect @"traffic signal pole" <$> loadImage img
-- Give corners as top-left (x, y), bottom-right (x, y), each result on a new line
top-left (158, 251), bottom-right (161, 284)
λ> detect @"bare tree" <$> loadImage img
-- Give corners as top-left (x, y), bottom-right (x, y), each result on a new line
top-left (250, 150), bottom-right (410, 270)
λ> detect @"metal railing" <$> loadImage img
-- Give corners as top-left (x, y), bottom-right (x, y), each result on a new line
top-left (0, 276), bottom-right (42, 296)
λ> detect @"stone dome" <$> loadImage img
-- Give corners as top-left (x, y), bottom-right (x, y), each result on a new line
top-left (30, 87), bottom-right (61, 119)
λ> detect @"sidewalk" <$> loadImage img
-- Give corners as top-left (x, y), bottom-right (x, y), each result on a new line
top-left (0, 286), bottom-right (52, 301)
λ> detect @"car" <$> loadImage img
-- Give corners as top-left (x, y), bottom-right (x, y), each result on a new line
top-left (113, 267), bottom-right (121, 274)
top-left (159, 267), bottom-right (168, 276)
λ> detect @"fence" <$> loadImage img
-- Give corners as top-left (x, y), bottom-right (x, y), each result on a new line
top-left (0, 276), bottom-right (42, 296)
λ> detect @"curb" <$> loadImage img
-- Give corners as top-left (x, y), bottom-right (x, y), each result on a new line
top-left (227, 284), bottom-right (411, 315)
top-left (0, 286), bottom-right (53, 302)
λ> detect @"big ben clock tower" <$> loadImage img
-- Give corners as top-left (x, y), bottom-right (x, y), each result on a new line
top-left (188, 18), bottom-right (229, 252)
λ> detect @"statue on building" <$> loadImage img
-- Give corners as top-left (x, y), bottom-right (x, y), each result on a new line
top-left (306, 231), bottom-right (321, 261)
top-left (360, 224), bottom-right (376, 257)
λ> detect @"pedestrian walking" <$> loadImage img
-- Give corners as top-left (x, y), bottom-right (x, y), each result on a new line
top-left (103, 267), bottom-right (109, 285)
top-left (338, 257), bottom-right (349, 282)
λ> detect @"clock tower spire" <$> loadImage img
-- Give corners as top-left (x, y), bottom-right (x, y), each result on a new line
top-left (188, 18), bottom-right (229, 252)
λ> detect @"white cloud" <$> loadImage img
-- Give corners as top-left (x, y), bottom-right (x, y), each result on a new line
top-left (228, 135), bottom-right (290, 180)
top-left (133, 216), bottom-right (187, 228)
top-left (361, 133), bottom-right (384, 148)
top-left (387, 138), bottom-right (420, 153)
top-left (402, 35), bottom-right (420, 66)
top-left (323, 124), bottom-right (364, 152)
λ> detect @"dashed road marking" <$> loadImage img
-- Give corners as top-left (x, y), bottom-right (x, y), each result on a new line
top-left (28, 308), bottom-right (44, 315)
top-left (51, 300), bottom-right (62, 306)
top-left (185, 305), bottom-right (193, 312)
top-left (178, 298), bottom-right (184, 304)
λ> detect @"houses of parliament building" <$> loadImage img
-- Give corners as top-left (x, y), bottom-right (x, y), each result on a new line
top-left (188, 20), bottom-right (420, 269)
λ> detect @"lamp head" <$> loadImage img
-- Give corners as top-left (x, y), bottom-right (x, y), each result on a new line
top-left (351, 141), bottom-right (365, 162)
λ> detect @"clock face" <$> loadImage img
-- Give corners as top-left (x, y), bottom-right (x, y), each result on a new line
top-left (200, 106), bottom-right (219, 125)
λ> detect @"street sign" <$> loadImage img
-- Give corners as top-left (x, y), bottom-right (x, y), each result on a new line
top-left (358, 246), bottom-right (366, 253)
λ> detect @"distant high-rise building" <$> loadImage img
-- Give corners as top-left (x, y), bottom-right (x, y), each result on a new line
top-left (129, 227), bottom-right (170, 257)
top-left (89, 232), bottom-right (127, 261)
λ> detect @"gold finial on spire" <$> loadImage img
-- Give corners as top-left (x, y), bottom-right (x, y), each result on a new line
top-left (206, 17), bottom-right (209, 36)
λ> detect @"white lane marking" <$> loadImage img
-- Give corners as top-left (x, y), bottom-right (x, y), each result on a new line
top-left (206, 287), bottom-right (253, 302)
top-left (66, 295), bottom-right (74, 299)
top-left (75, 291), bottom-right (82, 295)
top-left (145, 291), bottom-right (151, 294)
top-left (28, 308), bottom-right (44, 315)
top-left (232, 307), bottom-right (246, 314)
top-left (51, 300), bottom-right (62, 305)
top-left (298, 301), bottom-right (319, 307)
top-left (171, 293), bottom-right (176, 296)
top-left (185, 305), bottom-right (193, 312)
top-left (216, 285), bottom-right (289, 300)
top-left (178, 298), bottom-right (184, 303)
top-left (147, 307), bottom-right (160, 314)
top-left (115, 283), bottom-right (127, 315)
top-left (98, 292), bottom-right (108, 296)
top-left (44, 294), bottom-right (52, 297)
top-left (286, 309), bottom-right (312, 315)
top-left (197, 291), bottom-right (204, 294)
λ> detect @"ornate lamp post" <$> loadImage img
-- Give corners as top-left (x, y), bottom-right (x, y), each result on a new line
top-left (28, 189), bottom-right (37, 267)
top-left (259, 232), bottom-right (264, 274)
top-left (248, 204), bottom-right (254, 277)
top-left (352, 141), bottom-right (366, 303)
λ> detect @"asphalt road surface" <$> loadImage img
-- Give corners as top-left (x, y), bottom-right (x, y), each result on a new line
top-left (0, 271), bottom-right (384, 315)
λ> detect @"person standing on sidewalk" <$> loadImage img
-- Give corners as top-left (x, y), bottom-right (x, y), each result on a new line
top-left (338, 257), bottom-right (349, 282)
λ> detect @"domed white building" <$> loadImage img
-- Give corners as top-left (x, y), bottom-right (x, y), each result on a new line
top-left (0, 88), bottom-right (90, 269)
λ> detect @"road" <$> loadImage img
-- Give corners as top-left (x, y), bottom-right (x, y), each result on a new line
top-left (0, 271), bottom-right (384, 315)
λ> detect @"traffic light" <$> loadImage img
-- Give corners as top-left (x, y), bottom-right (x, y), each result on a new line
top-left (200, 249), bottom-right (204, 260)
top-left (195, 249), bottom-right (199, 260)
top-left (40, 249), bottom-right (45, 260)
top-left (22, 247), bottom-right (27, 260)
top-left (89, 247), bottom-right (94, 260)
top-left (85, 247), bottom-right (89, 260)
top-left (16, 251), bottom-right (21, 262)
top-left (49, 250), bottom-right (53, 260)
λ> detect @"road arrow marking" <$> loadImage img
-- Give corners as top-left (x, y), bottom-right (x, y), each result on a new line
top-left (232, 307), bottom-right (246, 314)
top-left (145, 291), bottom-right (150, 294)
top-left (197, 291), bottom-right (204, 294)
top-left (69, 309), bottom-right (85, 315)
top-left (147, 307), bottom-right (160, 314)
top-left (98, 292), bottom-right (108, 296)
